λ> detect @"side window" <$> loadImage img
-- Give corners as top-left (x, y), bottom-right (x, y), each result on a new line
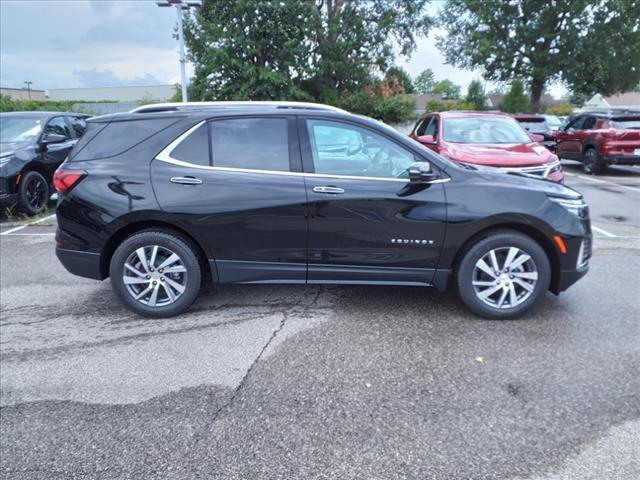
top-left (69, 116), bottom-right (87, 137)
top-left (306, 119), bottom-right (415, 179)
top-left (415, 117), bottom-right (431, 136)
top-left (210, 118), bottom-right (289, 171)
top-left (171, 124), bottom-right (210, 166)
top-left (566, 116), bottom-right (585, 132)
top-left (425, 117), bottom-right (439, 138)
top-left (581, 116), bottom-right (596, 130)
top-left (44, 117), bottom-right (71, 139)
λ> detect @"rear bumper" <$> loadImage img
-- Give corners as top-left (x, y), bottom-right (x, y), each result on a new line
top-left (56, 247), bottom-right (104, 280)
top-left (603, 154), bottom-right (640, 166)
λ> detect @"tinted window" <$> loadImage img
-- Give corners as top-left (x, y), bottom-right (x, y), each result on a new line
top-left (415, 117), bottom-right (430, 136)
top-left (72, 117), bottom-right (178, 161)
top-left (171, 124), bottom-right (210, 166)
top-left (566, 116), bottom-right (585, 131)
top-left (582, 116), bottom-right (597, 130)
top-left (69, 116), bottom-right (87, 137)
top-left (425, 117), bottom-right (439, 138)
top-left (306, 119), bottom-right (415, 179)
top-left (44, 117), bottom-right (71, 139)
top-left (210, 118), bottom-right (289, 171)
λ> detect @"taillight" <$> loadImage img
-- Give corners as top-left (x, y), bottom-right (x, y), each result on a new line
top-left (53, 170), bottom-right (86, 193)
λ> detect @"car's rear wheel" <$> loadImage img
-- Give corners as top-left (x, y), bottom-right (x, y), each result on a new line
top-left (19, 171), bottom-right (50, 215)
top-left (110, 231), bottom-right (202, 318)
top-left (456, 231), bottom-right (551, 319)
top-left (583, 148), bottom-right (605, 175)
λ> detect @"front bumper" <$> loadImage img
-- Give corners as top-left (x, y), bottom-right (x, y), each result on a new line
top-left (56, 247), bottom-right (104, 280)
top-left (555, 265), bottom-right (589, 293)
top-left (603, 154), bottom-right (640, 166)
top-left (0, 177), bottom-right (19, 207)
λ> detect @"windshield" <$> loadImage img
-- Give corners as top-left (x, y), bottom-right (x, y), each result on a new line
top-left (544, 115), bottom-right (562, 127)
top-left (518, 120), bottom-right (548, 133)
top-left (0, 116), bottom-right (43, 143)
top-left (442, 117), bottom-right (531, 144)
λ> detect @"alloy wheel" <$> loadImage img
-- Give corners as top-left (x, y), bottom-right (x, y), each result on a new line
top-left (25, 176), bottom-right (47, 211)
top-left (122, 245), bottom-right (188, 307)
top-left (472, 247), bottom-right (538, 309)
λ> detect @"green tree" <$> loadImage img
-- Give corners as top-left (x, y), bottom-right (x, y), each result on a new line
top-left (385, 66), bottom-right (414, 94)
top-left (436, 0), bottom-right (640, 112)
top-left (465, 80), bottom-right (486, 109)
top-left (499, 79), bottom-right (531, 113)
top-left (432, 79), bottom-right (461, 99)
top-left (414, 68), bottom-right (436, 94)
top-left (183, 0), bottom-right (316, 100)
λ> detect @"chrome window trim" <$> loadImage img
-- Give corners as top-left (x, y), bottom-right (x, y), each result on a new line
top-left (155, 121), bottom-right (451, 184)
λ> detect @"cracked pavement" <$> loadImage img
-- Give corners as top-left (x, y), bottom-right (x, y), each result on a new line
top-left (1, 165), bottom-right (639, 479)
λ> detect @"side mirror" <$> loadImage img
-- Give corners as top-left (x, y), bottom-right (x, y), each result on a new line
top-left (41, 133), bottom-right (67, 145)
top-left (417, 134), bottom-right (436, 145)
top-left (409, 162), bottom-right (439, 183)
top-left (530, 133), bottom-right (544, 143)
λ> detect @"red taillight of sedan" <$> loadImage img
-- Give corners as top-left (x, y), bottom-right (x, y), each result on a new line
top-left (53, 170), bottom-right (86, 193)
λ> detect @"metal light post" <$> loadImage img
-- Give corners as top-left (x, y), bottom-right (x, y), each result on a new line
top-left (24, 80), bottom-right (33, 100)
top-left (156, 0), bottom-right (202, 102)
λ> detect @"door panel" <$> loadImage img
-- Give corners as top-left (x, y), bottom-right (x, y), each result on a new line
top-left (300, 117), bottom-right (447, 284)
top-left (557, 116), bottom-right (584, 159)
top-left (41, 116), bottom-right (76, 177)
top-left (150, 117), bottom-right (308, 283)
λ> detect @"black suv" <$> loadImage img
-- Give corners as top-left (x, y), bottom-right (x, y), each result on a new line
top-left (54, 102), bottom-right (591, 319)
top-left (0, 111), bottom-right (90, 214)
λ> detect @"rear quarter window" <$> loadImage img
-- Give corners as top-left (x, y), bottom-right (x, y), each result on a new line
top-left (69, 117), bottom-right (179, 161)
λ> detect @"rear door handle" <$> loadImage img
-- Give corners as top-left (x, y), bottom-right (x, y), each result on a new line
top-left (313, 186), bottom-right (345, 194)
top-left (170, 176), bottom-right (202, 185)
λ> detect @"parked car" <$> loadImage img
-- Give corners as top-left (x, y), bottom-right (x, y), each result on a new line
top-left (543, 114), bottom-right (563, 131)
top-left (410, 112), bottom-right (563, 183)
top-left (555, 111), bottom-right (640, 174)
top-left (0, 111), bottom-right (90, 214)
top-left (54, 102), bottom-right (590, 320)
top-left (512, 113), bottom-right (558, 151)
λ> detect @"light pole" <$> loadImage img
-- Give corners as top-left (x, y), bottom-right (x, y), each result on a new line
top-left (24, 80), bottom-right (33, 100)
top-left (156, 0), bottom-right (201, 102)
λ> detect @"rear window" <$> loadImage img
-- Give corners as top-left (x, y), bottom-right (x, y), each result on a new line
top-left (70, 117), bottom-right (179, 161)
top-left (611, 117), bottom-right (640, 129)
top-left (170, 124), bottom-right (210, 166)
top-left (517, 119), bottom-right (547, 133)
top-left (210, 118), bottom-right (290, 171)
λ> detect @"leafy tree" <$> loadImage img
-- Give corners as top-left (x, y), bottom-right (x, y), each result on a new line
top-left (499, 79), bottom-right (530, 113)
top-left (183, 0), bottom-right (316, 100)
top-left (414, 68), bottom-right (436, 94)
top-left (432, 79), bottom-right (461, 99)
top-left (436, 0), bottom-right (640, 112)
top-left (545, 103), bottom-right (574, 116)
top-left (385, 66), bottom-right (415, 94)
top-left (465, 80), bottom-right (486, 110)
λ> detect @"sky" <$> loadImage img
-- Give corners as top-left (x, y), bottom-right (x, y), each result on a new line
top-left (0, 0), bottom-right (564, 97)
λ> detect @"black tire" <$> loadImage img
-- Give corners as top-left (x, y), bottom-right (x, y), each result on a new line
top-left (18, 171), bottom-right (50, 215)
top-left (582, 147), bottom-right (605, 175)
top-left (455, 230), bottom-right (551, 319)
top-left (109, 230), bottom-right (202, 318)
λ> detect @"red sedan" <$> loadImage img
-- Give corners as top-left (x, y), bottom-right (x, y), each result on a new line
top-left (409, 112), bottom-right (564, 183)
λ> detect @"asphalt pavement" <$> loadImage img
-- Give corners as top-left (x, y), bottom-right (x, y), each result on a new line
top-left (0, 162), bottom-right (639, 479)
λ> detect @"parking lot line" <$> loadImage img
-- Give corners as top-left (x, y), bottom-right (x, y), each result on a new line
top-left (564, 172), bottom-right (640, 193)
top-left (592, 225), bottom-right (617, 238)
top-left (0, 214), bottom-right (56, 236)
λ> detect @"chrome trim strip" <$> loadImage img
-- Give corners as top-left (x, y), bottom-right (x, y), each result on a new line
top-left (155, 122), bottom-right (451, 184)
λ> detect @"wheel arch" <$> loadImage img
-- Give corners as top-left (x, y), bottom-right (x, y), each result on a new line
top-left (449, 222), bottom-right (561, 294)
top-left (99, 220), bottom-right (212, 282)
top-left (20, 161), bottom-right (53, 184)
top-left (582, 141), bottom-right (600, 157)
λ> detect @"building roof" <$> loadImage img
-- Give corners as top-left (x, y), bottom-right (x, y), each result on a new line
top-left (603, 92), bottom-right (640, 107)
top-left (414, 93), bottom-right (445, 110)
top-left (0, 86), bottom-right (46, 93)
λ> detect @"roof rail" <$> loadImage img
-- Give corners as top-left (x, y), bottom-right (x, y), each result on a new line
top-left (130, 101), bottom-right (347, 114)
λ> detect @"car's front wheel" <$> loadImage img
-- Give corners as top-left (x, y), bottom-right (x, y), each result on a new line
top-left (456, 231), bottom-right (551, 319)
top-left (110, 231), bottom-right (202, 318)
top-left (19, 171), bottom-right (50, 215)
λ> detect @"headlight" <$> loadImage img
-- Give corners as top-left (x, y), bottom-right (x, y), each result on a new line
top-left (545, 159), bottom-right (561, 174)
top-left (548, 196), bottom-right (588, 217)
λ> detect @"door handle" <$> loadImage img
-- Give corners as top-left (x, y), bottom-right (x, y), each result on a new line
top-left (313, 186), bottom-right (345, 194)
top-left (170, 176), bottom-right (202, 185)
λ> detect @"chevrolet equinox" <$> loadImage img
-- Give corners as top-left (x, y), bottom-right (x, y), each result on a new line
top-left (54, 102), bottom-right (591, 319)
